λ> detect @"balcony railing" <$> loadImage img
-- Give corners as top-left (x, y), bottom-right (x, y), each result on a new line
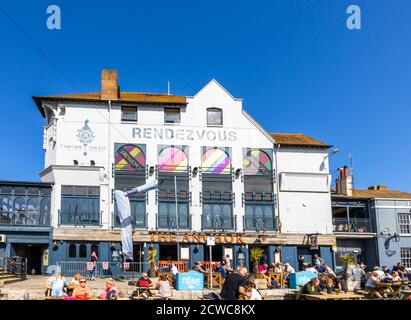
top-left (243, 215), bottom-right (277, 232)
top-left (333, 217), bottom-right (375, 233)
top-left (0, 211), bottom-right (50, 227)
top-left (156, 214), bottom-right (190, 230)
top-left (58, 210), bottom-right (102, 227)
top-left (202, 214), bottom-right (235, 231)
top-left (112, 213), bottom-right (146, 229)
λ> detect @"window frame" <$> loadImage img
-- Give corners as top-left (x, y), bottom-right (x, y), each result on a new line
top-left (207, 108), bottom-right (223, 126)
top-left (400, 248), bottom-right (411, 268)
top-left (164, 107), bottom-right (181, 124)
top-left (398, 213), bottom-right (411, 235)
top-left (121, 106), bottom-right (138, 122)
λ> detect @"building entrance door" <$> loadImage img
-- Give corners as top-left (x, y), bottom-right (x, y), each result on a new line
top-left (13, 244), bottom-right (43, 275)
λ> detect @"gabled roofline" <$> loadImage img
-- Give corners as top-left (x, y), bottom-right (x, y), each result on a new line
top-left (190, 79), bottom-right (243, 101)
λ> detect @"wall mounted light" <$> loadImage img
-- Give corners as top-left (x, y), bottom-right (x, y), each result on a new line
top-left (90, 160), bottom-right (95, 166)
top-left (149, 166), bottom-right (155, 175)
top-left (73, 160), bottom-right (79, 165)
top-left (192, 167), bottom-right (199, 175)
top-left (235, 168), bottom-right (242, 177)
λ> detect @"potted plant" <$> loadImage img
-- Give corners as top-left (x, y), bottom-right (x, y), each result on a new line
top-left (250, 247), bottom-right (264, 275)
top-left (147, 247), bottom-right (158, 278)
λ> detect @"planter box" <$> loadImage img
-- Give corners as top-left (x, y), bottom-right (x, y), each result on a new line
top-left (255, 278), bottom-right (268, 290)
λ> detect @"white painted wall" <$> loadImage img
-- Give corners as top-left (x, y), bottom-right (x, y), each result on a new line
top-left (38, 79), bottom-right (333, 236)
top-left (276, 148), bottom-right (333, 234)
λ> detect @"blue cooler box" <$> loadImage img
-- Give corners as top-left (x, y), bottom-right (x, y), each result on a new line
top-left (288, 271), bottom-right (318, 289)
top-left (176, 271), bottom-right (204, 291)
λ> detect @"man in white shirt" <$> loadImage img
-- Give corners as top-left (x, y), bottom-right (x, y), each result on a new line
top-left (168, 260), bottom-right (179, 276)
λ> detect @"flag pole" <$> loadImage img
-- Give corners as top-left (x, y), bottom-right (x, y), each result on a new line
top-left (175, 176), bottom-right (180, 269)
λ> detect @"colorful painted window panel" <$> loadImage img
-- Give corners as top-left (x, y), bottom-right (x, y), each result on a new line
top-left (115, 144), bottom-right (146, 171)
top-left (202, 147), bottom-right (231, 174)
top-left (243, 148), bottom-right (272, 175)
top-left (157, 146), bottom-right (189, 173)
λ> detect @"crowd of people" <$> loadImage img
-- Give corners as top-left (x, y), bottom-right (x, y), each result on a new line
top-left (47, 273), bottom-right (120, 300)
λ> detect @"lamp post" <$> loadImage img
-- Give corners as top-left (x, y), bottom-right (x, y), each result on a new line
top-left (174, 176), bottom-right (180, 266)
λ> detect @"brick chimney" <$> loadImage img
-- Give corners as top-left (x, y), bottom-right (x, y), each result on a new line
top-left (101, 70), bottom-right (119, 100)
top-left (335, 165), bottom-right (353, 196)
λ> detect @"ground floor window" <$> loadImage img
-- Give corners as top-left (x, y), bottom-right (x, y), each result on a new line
top-left (401, 248), bottom-right (411, 268)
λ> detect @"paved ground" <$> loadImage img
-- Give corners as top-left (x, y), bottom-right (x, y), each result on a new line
top-left (1, 275), bottom-right (294, 300)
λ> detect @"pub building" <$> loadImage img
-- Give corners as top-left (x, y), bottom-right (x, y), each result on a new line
top-left (12, 70), bottom-right (336, 274)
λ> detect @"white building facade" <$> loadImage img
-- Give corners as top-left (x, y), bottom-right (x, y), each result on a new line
top-left (33, 70), bottom-right (335, 272)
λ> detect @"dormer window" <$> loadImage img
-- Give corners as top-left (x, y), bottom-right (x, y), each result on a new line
top-left (164, 108), bottom-right (180, 124)
top-left (207, 108), bottom-right (223, 126)
top-left (121, 106), bottom-right (137, 122)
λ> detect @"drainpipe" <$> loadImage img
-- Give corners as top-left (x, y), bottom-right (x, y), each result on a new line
top-left (107, 100), bottom-right (112, 229)
top-left (274, 144), bottom-right (281, 233)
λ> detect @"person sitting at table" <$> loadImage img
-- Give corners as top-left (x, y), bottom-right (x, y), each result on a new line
top-left (391, 271), bottom-right (402, 282)
top-left (305, 263), bottom-right (318, 274)
top-left (365, 271), bottom-right (386, 300)
top-left (392, 262), bottom-right (408, 279)
top-left (258, 263), bottom-right (269, 275)
top-left (373, 266), bottom-right (385, 279)
top-left (302, 277), bottom-right (321, 295)
top-left (72, 278), bottom-right (91, 300)
top-left (137, 273), bottom-right (153, 287)
top-left (193, 261), bottom-right (207, 274)
top-left (49, 273), bottom-right (68, 298)
top-left (69, 273), bottom-right (81, 287)
top-left (99, 278), bottom-right (119, 300)
top-left (157, 274), bottom-right (172, 300)
top-left (168, 260), bottom-right (179, 276)
top-left (313, 254), bottom-right (325, 267)
top-left (215, 261), bottom-right (227, 280)
top-left (314, 262), bottom-right (325, 273)
top-left (273, 262), bottom-right (283, 274)
top-left (245, 281), bottom-right (262, 300)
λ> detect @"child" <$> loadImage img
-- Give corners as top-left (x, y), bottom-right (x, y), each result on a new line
top-left (245, 281), bottom-right (262, 300)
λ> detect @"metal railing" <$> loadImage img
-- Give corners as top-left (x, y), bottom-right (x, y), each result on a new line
top-left (57, 261), bottom-right (149, 278)
top-left (156, 214), bottom-right (191, 230)
top-left (112, 213), bottom-right (146, 229)
top-left (243, 215), bottom-right (277, 231)
top-left (333, 217), bottom-right (375, 233)
top-left (201, 214), bottom-right (235, 231)
top-left (0, 252), bottom-right (27, 279)
top-left (0, 211), bottom-right (50, 226)
top-left (58, 210), bottom-right (102, 227)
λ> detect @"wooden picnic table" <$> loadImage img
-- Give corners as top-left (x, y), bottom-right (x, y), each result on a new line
top-left (204, 272), bottom-right (223, 288)
top-left (302, 292), bottom-right (364, 300)
top-left (376, 282), bottom-right (402, 298)
top-left (130, 286), bottom-right (159, 300)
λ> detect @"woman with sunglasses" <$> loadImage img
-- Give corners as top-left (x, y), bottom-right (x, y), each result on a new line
top-left (72, 278), bottom-right (91, 300)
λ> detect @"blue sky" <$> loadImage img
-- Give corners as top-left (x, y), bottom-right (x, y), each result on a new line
top-left (0, 0), bottom-right (410, 192)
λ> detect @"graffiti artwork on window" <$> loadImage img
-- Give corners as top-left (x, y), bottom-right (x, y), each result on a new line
top-left (243, 148), bottom-right (272, 175)
top-left (115, 144), bottom-right (146, 171)
top-left (201, 147), bottom-right (231, 174)
top-left (157, 145), bottom-right (188, 173)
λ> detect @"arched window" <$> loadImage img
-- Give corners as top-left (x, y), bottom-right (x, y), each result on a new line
top-left (1, 197), bottom-right (12, 212)
top-left (243, 149), bottom-right (272, 175)
top-left (40, 198), bottom-right (51, 215)
top-left (69, 244), bottom-right (77, 258)
top-left (79, 244), bottom-right (87, 258)
top-left (207, 108), bottom-right (223, 126)
top-left (158, 146), bottom-right (188, 172)
top-left (202, 148), bottom-right (231, 174)
top-left (115, 144), bottom-right (145, 171)
top-left (13, 197), bottom-right (26, 212)
top-left (27, 198), bottom-right (40, 213)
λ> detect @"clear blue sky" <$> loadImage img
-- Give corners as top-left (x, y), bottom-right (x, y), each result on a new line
top-left (0, 0), bottom-right (410, 192)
